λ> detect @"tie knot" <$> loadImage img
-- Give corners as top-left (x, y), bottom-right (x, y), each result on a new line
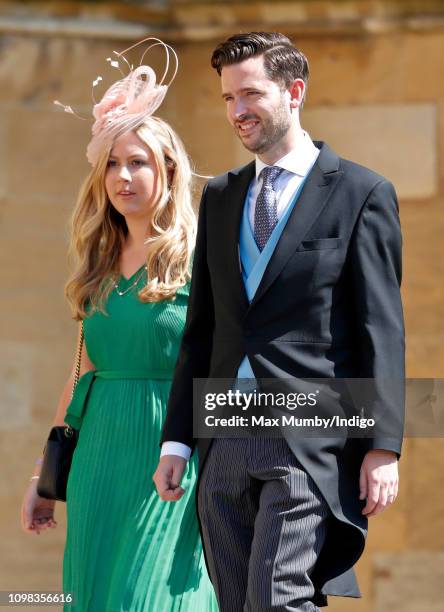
top-left (260, 166), bottom-right (283, 189)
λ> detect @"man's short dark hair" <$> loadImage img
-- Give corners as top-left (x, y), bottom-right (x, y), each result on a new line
top-left (210, 31), bottom-right (309, 90)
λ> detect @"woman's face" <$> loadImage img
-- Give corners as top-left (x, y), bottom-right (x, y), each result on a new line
top-left (105, 130), bottom-right (160, 221)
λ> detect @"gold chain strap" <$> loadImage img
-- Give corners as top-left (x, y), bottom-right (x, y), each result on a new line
top-left (65, 322), bottom-right (84, 438)
top-left (71, 322), bottom-right (84, 400)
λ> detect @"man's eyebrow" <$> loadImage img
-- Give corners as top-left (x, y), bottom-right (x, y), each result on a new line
top-left (222, 87), bottom-right (262, 98)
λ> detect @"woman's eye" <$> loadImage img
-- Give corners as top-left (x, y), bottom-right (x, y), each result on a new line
top-left (131, 159), bottom-right (146, 167)
top-left (107, 160), bottom-right (117, 167)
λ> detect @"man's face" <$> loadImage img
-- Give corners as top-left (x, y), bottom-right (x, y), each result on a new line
top-left (220, 55), bottom-right (292, 155)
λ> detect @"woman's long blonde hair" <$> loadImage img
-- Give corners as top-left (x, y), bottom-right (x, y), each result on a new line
top-left (65, 116), bottom-right (196, 320)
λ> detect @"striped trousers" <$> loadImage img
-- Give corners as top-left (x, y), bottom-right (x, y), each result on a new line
top-left (197, 437), bottom-right (330, 611)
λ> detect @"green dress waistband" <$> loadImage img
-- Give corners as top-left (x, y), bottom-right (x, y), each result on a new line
top-left (64, 369), bottom-right (173, 430)
top-left (96, 369), bottom-right (173, 380)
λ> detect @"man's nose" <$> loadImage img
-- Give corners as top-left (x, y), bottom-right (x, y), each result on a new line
top-left (232, 98), bottom-right (248, 121)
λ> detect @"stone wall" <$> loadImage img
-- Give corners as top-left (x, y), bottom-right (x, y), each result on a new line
top-left (0, 2), bottom-right (443, 610)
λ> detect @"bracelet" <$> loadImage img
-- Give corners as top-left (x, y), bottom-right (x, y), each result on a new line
top-left (35, 458), bottom-right (43, 465)
top-left (30, 476), bottom-right (40, 481)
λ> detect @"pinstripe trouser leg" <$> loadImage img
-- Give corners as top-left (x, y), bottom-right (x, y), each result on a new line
top-left (197, 437), bottom-right (330, 612)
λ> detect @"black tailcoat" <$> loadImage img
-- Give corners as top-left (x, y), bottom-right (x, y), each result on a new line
top-left (162, 142), bottom-right (405, 599)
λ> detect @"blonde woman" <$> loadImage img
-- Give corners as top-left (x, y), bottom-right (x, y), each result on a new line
top-left (21, 41), bottom-right (217, 611)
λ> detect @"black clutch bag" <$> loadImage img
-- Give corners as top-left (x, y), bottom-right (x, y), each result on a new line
top-left (37, 426), bottom-right (79, 501)
top-left (37, 323), bottom-right (83, 502)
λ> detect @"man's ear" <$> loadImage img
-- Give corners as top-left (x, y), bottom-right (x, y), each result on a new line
top-left (289, 78), bottom-right (306, 110)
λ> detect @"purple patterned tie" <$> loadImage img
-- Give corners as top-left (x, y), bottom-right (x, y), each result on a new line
top-left (254, 166), bottom-right (283, 251)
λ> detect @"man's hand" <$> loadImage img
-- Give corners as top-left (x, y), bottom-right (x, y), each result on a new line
top-left (153, 455), bottom-right (187, 502)
top-left (359, 449), bottom-right (399, 517)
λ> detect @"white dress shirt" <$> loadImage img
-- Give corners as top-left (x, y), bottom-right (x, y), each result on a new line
top-left (247, 131), bottom-right (319, 229)
top-left (161, 131), bottom-right (320, 461)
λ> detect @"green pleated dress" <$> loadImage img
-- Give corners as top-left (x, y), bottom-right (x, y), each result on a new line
top-left (62, 268), bottom-right (217, 612)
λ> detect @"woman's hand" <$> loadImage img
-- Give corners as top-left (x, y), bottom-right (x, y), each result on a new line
top-left (21, 479), bottom-right (57, 535)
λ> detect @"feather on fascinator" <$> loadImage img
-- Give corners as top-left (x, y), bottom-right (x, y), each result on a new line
top-left (54, 38), bottom-right (178, 166)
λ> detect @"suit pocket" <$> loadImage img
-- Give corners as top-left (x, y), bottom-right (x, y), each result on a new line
top-left (297, 237), bottom-right (342, 251)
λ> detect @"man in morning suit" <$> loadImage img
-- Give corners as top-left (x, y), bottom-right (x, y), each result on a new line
top-left (154, 32), bottom-right (405, 611)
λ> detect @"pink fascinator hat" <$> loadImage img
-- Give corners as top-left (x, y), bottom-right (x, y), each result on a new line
top-left (54, 38), bottom-right (178, 166)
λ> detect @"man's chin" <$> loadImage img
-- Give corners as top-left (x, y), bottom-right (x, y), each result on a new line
top-left (237, 133), bottom-right (266, 154)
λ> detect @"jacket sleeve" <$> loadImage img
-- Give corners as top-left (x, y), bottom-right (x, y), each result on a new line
top-left (349, 179), bottom-right (405, 457)
top-left (160, 184), bottom-right (215, 452)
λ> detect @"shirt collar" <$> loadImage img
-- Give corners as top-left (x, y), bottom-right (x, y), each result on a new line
top-left (255, 130), bottom-right (319, 180)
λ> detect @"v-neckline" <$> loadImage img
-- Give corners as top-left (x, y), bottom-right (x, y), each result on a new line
top-left (119, 264), bottom-right (146, 283)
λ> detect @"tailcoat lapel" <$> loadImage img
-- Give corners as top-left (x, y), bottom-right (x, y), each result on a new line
top-left (250, 142), bottom-right (344, 309)
top-left (221, 161), bottom-right (255, 312)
